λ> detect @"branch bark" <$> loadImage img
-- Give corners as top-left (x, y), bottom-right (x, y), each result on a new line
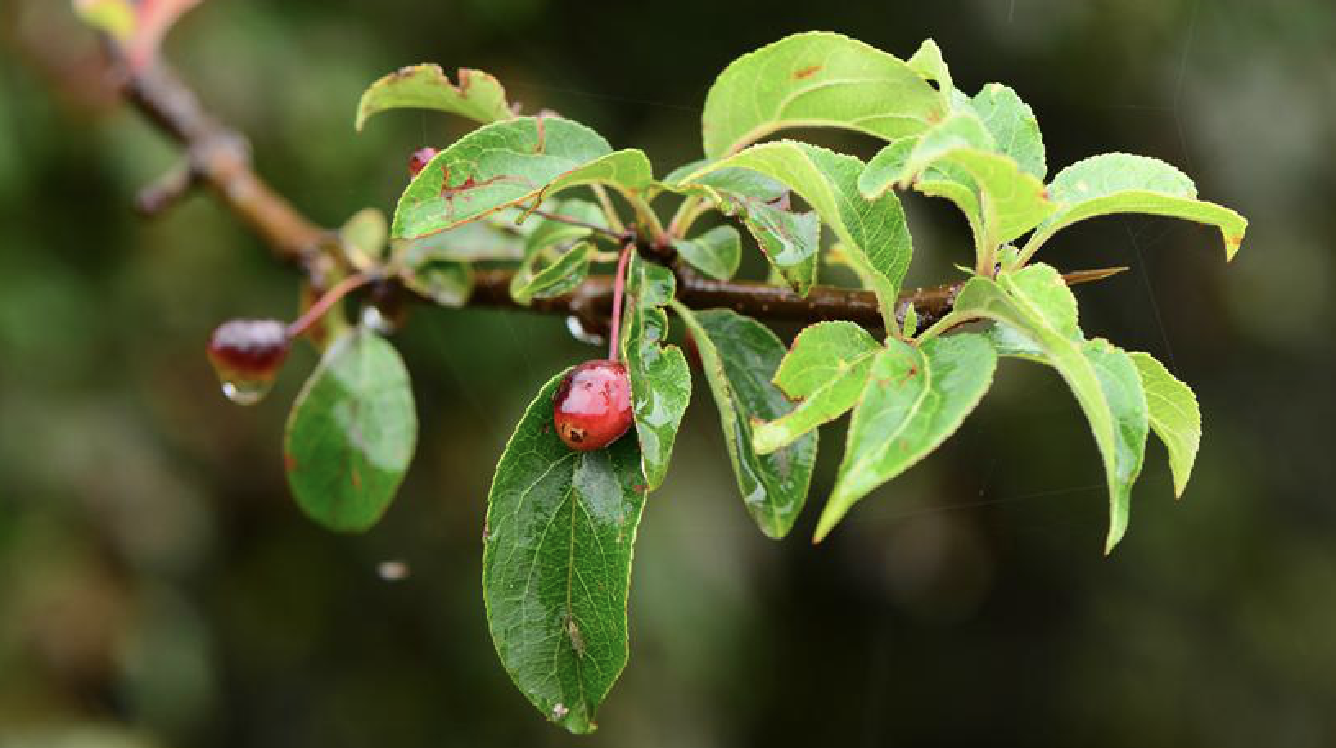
top-left (116, 53), bottom-right (331, 273)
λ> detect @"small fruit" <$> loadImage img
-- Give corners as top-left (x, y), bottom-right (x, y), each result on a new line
top-left (408, 147), bottom-right (438, 177)
top-left (553, 360), bottom-right (633, 451)
top-left (206, 319), bottom-right (291, 405)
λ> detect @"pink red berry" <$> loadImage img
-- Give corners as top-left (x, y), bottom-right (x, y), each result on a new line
top-left (408, 147), bottom-right (439, 177)
top-left (207, 319), bottom-right (290, 383)
top-left (553, 360), bottom-right (633, 451)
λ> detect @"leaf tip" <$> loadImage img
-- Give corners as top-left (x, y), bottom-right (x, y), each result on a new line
top-left (1102, 522), bottom-right (1127, 555)
top-left (1224, 233), bottom-right (1243, 261)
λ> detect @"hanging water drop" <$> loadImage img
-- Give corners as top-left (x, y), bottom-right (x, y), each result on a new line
top-left (566, 314), bottom-right (606, 347)
top-left (207, 319), bottom-right (291, 406)
top-left (219, 374), bottom-right (275, 405)
top-left (361, 305), bottom-right (396, 334)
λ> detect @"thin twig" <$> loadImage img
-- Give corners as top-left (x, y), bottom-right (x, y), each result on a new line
top-left (529, 208), bottom-right (629, 242)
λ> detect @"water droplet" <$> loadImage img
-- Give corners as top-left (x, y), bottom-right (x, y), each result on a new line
top-left (566, 315), bottom-right (605, 346)
top-left (361, 305), bottom-right (395, 333)
top-left (377, 560), bottom-right (410, 581)
top-left (219, 374), bottom-right (275, 406)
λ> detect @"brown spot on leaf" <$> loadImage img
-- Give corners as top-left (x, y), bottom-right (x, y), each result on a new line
top-left (566, 615), bottom-right (586, 656)
top-left (284, 453), bottom-right (298, 472)
top-left (351, 467), bottom-right (362, 489)
top-left (792, 64), bottom-right (823, 80)
top-left (534, 112), bottom-right (548, 155)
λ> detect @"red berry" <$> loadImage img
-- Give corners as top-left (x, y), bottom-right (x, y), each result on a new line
top-left (408, 147), bottom-right (439, 177)
top-left (206, 319), bottom-right (290, 405)
top-left (553, 360), bottom-right (633, 451)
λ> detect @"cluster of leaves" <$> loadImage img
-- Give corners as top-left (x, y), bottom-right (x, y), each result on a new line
top-left (200, 33), bottom-right (1250, 733)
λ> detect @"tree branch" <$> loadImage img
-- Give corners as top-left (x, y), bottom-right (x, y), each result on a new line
top-left (103, 47), bottom-right (1124, 331)
top-left (465, 266), bottom-right (1125, 334)
top-left (114, 51), bottom-right (331, 273)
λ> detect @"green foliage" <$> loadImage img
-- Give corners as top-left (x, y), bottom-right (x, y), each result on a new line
top-left (937, 264), bottom-right (1149, 551)
top-left (753, 321), bottom-right (879, 454)
top-left (672, 304), bottom-right (817, 539)
top-left (284, 328), bottom-right (417, 532)
top-left (355, 64), bottom-right (513, 131)
top-left (263, 29), bottom-right (1252, 732)
top-left (681, 142), bottom-right (913, 325)
top-left (862, 112), bottom-right (1053, 262)
top-left (509, 241), bottom-right (591, 303)
top-left (1020, 153), bottom-right (1247, 262)
top-left (700, 31), bottom-right (944, 158)
top-left (405, 260), bottom-right (473, 307)
top-left (392, 117), bottom-right (651, 240)
top-left (672, 225), bottom-right (741, 281)
top-left (668, 166), bottom-right (822, 293)
top-left (970, 83), bottom-right (1047, 180)
top-left (1131, 352), bottom-right (1201, 497)
top-left (619, 257), bottom-right (691, 491)
top-left (508, 200), bottom-right (606, 303)
top-left (482, 369), bottom-right (646, 734)
top-left (818, 334), bottom-right (997, 541)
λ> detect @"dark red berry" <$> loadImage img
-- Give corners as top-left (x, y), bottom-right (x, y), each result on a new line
top-left (206, 319), bottom-right (290, 405)
top-left (553, 360), bottom-right (633, 451)
top-left (408, 147), bottom-right (439, 177)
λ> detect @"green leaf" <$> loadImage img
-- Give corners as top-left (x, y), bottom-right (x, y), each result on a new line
top-left (340, 207), bottom-right (388, 269)
top-left (944, 264), bottom-right (1148, 551)
top-left (817, 334), bottom-right (997, 541)
top-left (393, 117), bottom-right (650, 240)
top-left (702, 32), bottom-right (945, 158)
top-left (395, 220), bottom-right (524, 265)
top-left (671, 304), bottom-right (817, 538)
top-left (619, 257), bottom-right (691, 490)
top-left (1130, 352), bottom-right (1201, 497)
top-left (284, 329), bottom-right (417, 532)
top-left (1082, 339), bottom-right (1150, 548)
top-left (862, 113), bottom-right (1054, 252)
top-left (1023, 153), bottom-right (1247, 260)
top-left (672, 225), bottom-right (741, 281)
top-left (684, 168), bottom-right (821, 293)
top-left (482, 370), bottom-right (646, 734)
top-left (523, 199), bottom-right (605, 252)
top-left (906, 38), bottom-right (953, 94)
top-left (355, 64), bottom-right (513, 131)
top-left (901, 303), bottom-right (919, 339)
top-left (682, 142), bottom-right (912, 326)
top-left (509, 241), bottom-right (592, 304)
top-left (402, 260), bottom-right (473, 307)
top-left (753, 322), bottom-right (879, 454)
top-left (505, 200), bottom-right (606, 304)
top-left (856, 138), bottom-right (917, 198)
top-left (971, 83), bottom-right (1046, 180)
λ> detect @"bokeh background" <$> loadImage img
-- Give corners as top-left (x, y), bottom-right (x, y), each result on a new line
top-left (2, 1), bottom-right (1335, 746)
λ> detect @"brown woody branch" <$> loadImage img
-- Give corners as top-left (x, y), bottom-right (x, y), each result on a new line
top-left (114, 50), bottom-right (333, 276)
top-left (104, 45), bottom-right (1123, 331)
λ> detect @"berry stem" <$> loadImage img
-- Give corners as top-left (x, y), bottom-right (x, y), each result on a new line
top-left (607, 240), bottom-right (633, 361)
top-left (287, 272), bottom-right (372, 339)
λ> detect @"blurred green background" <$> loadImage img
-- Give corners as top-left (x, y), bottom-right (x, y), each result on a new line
top-left (2, 1), bottom-right (1334, 746)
